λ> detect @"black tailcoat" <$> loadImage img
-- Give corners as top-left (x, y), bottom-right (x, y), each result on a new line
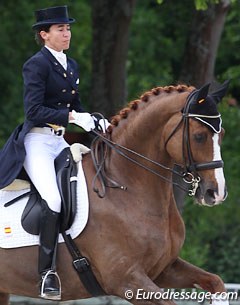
top-left (0, 47), bottom-right (84, 189)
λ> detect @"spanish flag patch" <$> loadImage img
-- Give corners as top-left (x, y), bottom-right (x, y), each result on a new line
top-left (4, 226), bottom-right (12, 235)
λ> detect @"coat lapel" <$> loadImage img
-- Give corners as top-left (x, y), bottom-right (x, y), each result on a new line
top-left (41, 47), bottom-right (77, 89)
top-left (66, 60), bottom-right (78, 90)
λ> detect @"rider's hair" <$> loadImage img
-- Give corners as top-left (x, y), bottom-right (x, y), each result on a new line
top-left (34, 25), bottom-right (52, 46)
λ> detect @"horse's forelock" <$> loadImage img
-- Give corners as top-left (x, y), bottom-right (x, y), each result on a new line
top-left (109, 84), bottom-right (195, 132)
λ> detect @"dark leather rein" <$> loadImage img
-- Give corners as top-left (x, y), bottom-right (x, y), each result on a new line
top-left (90, 107), bottom-right (224, 198)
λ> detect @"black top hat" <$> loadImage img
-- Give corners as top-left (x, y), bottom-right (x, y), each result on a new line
top-left (32, 5), bottom-right (75, 30)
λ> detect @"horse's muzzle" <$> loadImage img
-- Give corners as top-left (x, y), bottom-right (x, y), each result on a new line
top-left (195, 184), bottom-right (228, 206)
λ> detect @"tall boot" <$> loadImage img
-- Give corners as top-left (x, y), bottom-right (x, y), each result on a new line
top-left (38, 202), bottom-right (61, 300)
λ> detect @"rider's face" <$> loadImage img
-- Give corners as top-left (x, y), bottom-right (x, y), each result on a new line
top-left (40, 24), bottom-right (71, 52)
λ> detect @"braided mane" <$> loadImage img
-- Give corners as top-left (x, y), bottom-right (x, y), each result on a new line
top-left (108, 84), bottom-right (195, 133)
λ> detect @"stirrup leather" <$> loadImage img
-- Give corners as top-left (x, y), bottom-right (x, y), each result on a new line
top-left (40, 270), bottom-right (61, 300)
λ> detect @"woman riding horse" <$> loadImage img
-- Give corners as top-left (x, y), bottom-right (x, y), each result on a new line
top-left (0, 79), bottom-right (230, 305)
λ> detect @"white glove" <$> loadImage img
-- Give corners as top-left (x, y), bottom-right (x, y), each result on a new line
top-left (69, 110), bottom-right (95, 132)
top-left (92, 117), bottom-right (111, 133)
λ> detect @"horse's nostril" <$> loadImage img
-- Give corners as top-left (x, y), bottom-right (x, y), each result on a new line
top-left (206, 189), bottom-right (215, 199)
top-left (203, 189), bottom-right (216, 205)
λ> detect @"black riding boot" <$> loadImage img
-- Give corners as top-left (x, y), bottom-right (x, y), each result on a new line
top-left (38, 202), bottom-right (61, 300)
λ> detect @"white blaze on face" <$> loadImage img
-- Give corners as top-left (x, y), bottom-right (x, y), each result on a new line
top-left (212, 133), bottom-right (225, 202)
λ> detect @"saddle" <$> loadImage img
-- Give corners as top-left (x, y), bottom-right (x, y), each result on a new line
top-left (11, 147), bottom-right (78, 234)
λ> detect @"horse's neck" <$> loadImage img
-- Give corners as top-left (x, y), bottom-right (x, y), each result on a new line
top-left (112, 93), bottom-right (182, 146)
top-left (111, 95), bottom-right (179, 165)
top-left (107, 95), bottom-right (181, 208)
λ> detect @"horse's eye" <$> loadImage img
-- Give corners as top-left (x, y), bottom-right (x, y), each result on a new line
top-left (193, 133), bottom-right (207, 143)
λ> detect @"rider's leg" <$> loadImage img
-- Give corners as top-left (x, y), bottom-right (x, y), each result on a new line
top-left (23, 132), bottom-right (69, 300)
top-left (38, 201), bottom-right (61, 300)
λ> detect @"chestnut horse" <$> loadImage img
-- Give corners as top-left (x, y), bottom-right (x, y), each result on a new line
top-left (0, 83), bottom-right (229, 305)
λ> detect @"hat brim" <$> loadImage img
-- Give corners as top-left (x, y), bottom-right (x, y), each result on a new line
top-left (32, 18), bottom-right (75, 30)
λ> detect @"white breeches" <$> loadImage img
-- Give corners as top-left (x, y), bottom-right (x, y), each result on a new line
top-left (23, 132), bottom-right (69, 213)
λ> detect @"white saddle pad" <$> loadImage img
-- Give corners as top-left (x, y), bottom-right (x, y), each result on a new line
top-left (0, 160), bottom-right (89, 249)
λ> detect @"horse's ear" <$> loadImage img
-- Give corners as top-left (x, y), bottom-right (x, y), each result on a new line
top-left (190, 83), bottom-right (211, 104)
top-left (209, 80), bottom-right (230, 104)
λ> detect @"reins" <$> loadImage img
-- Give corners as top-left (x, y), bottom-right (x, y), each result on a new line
top-left (90, 128), bottom-right (192, 198)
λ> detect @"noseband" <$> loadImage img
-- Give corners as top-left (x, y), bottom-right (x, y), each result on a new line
top-left (90, 102), bottom-right (224, 198)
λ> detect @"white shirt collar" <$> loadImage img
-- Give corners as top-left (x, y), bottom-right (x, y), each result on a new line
top-left (45, 46), bottom-right (64, 57)
top-left (45, 46), bottom-right (67, 69)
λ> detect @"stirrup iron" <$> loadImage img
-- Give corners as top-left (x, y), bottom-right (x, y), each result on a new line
top-left (40, 270), bottom-right (61, 300)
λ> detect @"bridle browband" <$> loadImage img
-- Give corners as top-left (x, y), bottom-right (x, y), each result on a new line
top-left (90, 100), bottom-right (224, 198)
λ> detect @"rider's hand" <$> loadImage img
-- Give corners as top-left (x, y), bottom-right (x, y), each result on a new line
top-left (69, 110), bottom-right (95, 132)
top-left (92, 116), bottom-right (111, 133)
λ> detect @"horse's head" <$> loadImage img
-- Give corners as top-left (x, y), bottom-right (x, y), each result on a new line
top-left (95, 82), bottom-right (229, 204)
top-left (165, 81), bottom-right (229, 206)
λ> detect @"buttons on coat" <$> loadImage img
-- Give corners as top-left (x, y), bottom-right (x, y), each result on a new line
top-left (57, 102), bottom-right (71, 108)
top-left (61, 88), bottom-right (76, 95)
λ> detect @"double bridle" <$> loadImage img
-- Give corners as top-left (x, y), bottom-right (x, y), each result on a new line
top-left (181, 90), bottom-right (224, 173)
top-left (164, 92), bottom-right (223, 196)
top-left (90, 101), bottom-right (224, 198)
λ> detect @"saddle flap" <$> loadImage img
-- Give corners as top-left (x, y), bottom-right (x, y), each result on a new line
top-left (21, 186), bottom-right (43, 235)
top-left (20, 147), bottom-right (78, 235)
top-left (55, 147), bottom-right (78, 232)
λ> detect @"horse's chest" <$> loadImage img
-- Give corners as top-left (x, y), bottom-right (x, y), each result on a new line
top-left (142, 212), bottom-right (185, 278)
top-left (169, 210), bottom-right (185, 253)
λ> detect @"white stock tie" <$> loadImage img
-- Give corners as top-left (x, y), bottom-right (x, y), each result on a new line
top-left (56, 53), bottom-right (67, 70)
